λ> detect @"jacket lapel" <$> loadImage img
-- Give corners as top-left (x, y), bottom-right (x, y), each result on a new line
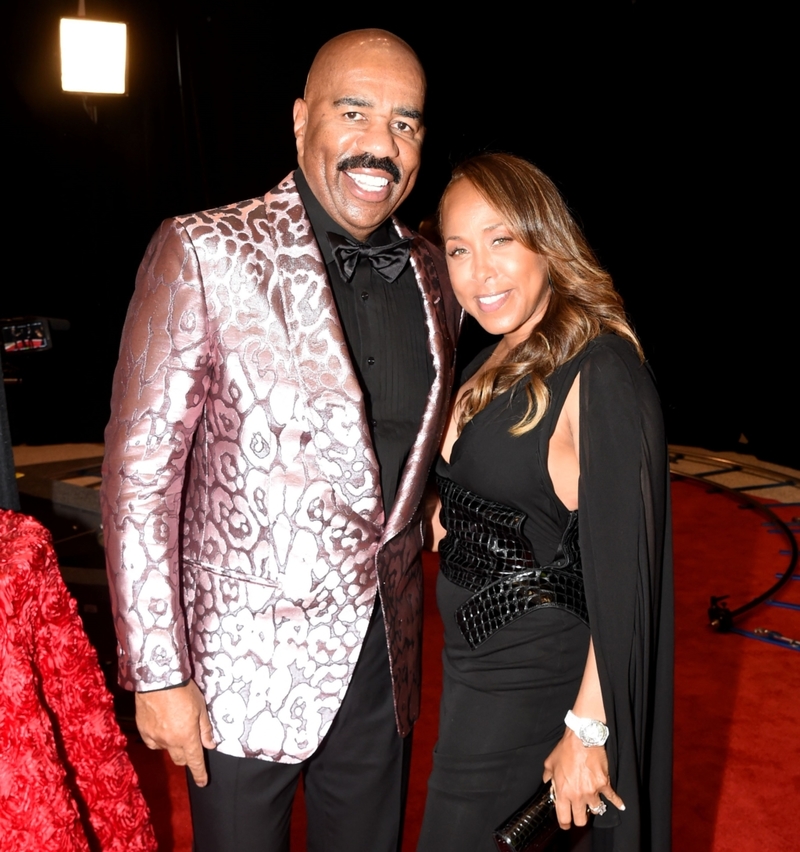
top-left (381, 219), bottom-right (454, 542)
top-left (265, 176), bottom-right (384, 527)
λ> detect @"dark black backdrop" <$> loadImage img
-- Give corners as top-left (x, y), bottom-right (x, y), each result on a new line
top-left (3, 1), bottom-right (796, 466)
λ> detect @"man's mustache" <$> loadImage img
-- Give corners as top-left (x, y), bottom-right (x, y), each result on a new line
top-left (337, 154), bottom-right (401, 184)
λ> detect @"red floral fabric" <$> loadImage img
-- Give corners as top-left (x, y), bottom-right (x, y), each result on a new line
top-left (0, 510), bottom-right (156, 851)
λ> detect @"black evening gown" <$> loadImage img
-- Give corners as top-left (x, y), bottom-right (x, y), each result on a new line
top-left (417, 335), bottom-right (673, 852)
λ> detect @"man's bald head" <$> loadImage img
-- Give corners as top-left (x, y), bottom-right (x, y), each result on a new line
top-left (293, 30), bottom-right (427, 240)
top-left (304, 30), bottom-right (426, 103)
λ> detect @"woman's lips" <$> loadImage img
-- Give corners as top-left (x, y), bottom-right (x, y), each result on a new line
top-left (475, 290), bottom-right (511, 313)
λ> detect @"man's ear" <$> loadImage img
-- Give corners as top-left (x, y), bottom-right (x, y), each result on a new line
top-left (293, 98), bottom-right (308, 161)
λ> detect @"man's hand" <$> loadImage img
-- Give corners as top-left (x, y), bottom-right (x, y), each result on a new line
top-left (135, 680), bottom-right (216, 787)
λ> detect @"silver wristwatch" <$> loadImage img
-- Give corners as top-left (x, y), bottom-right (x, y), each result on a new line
top-left (564, 709), bottom-right (609, 747)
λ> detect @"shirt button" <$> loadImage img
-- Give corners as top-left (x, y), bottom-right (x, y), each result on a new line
top-left (372, 419), bottom-right (378, 428)
top-left (367, 357), bottom-right (375, 366)
top-left (361, 291), bottom-right (369, 301)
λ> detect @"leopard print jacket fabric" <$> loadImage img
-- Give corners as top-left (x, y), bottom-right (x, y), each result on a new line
top-left (101, 174), bottom-right (459, 761)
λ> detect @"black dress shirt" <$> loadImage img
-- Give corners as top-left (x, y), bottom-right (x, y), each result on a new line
top-left (295, 169), bottom-right (433, 516)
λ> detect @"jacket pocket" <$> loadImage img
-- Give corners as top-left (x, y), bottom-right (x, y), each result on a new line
top-left (182, 559), bottom-right (280, 640)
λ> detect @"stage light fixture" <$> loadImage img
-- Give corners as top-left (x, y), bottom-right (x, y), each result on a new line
top-left (60, 17), bottom-right (127, 95)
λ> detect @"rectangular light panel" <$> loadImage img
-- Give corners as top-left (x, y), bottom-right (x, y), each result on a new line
top-left (60, 18), bottom-right (127, 95)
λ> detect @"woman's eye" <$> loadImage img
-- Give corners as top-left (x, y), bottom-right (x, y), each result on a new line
top-left (447, 247), bottom-right (467, 258)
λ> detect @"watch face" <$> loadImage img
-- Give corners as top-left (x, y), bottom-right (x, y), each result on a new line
top-left (580, 720), bottom-right (609, 746)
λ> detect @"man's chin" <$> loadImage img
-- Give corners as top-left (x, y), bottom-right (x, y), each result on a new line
top-left (333, 193), bottom-right (408, 238)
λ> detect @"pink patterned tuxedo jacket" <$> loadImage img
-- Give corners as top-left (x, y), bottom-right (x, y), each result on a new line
top-left (101, 174), bottom-right (460, 763)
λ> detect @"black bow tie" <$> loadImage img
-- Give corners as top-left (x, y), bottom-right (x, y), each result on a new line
top-left (328, 232), bottom-right (411, 283)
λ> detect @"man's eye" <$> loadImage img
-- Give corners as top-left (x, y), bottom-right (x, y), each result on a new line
top-left (343, 112), bottom-right (363, 120)
top-left (394, 121), bottom-right (411, 132)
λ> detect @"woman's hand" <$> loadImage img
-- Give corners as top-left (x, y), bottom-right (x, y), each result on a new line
top-left (542, 729), bottom-right (624, 829)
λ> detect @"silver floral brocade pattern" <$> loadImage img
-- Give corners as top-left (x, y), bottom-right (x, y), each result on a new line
top-left (101, 176), bottom-right (460, 762)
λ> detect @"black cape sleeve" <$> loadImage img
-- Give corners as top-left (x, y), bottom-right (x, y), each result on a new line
top-left (577, 335), bottom-right (674, 852)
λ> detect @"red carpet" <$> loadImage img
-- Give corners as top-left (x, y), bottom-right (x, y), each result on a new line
top-left (670, 480), bottom-right (799, 852)
top-left (128, 479), bottom-right (800, 851)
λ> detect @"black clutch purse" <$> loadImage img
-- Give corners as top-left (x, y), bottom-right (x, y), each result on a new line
top-left (493, 782), bottom-right (560, 852)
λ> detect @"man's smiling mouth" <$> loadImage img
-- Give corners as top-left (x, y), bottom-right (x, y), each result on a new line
top-left (346, 173), bottom-right (390, 191)
top-left (338, 153), bottom-right (401, 184)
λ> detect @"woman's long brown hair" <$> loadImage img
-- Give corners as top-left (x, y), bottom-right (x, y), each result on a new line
top-left (439, 153), bottom-right (642, 435)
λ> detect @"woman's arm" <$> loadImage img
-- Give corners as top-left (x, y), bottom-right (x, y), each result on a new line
top-left (542, 639), bottom-right (625, 828)
top-left (424, 371), bottom-right (477, 552)
top-left (544, 370), bottom-right (624, 828)
top-left (422, 484), bottom-right (445, 551)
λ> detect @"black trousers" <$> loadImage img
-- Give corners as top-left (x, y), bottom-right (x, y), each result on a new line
top-left (188, 604), bottom-right (407, 852)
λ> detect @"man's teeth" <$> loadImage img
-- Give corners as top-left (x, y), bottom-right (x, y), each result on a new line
top-left (347, 172), bottom-right (390, 190)
top-left (478, 293), bottom-right (506, 305)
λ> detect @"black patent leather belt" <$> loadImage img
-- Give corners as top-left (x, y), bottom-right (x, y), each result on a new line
top-left (437, 475), bottom-right (588, 648)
